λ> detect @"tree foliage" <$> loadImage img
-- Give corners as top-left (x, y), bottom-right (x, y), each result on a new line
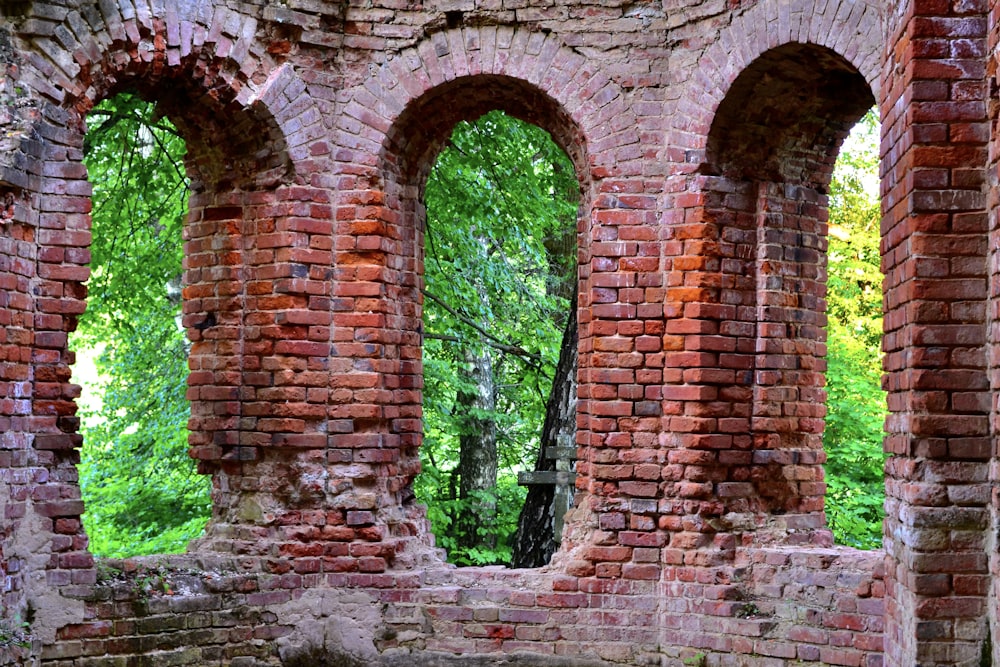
top-left (418, 111), bottom-right (578, 565)
top-left (74, 93), bottom-right (210, 557)
top-left (823, 109), bottom-right (886, 550)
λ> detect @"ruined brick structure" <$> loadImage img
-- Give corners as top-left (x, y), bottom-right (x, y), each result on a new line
top-left (0, 0), bottom-right (994, 664)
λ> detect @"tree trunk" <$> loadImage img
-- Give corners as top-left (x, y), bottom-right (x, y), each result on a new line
top-left (510, 159), bottom-right (578, 568)
top-left (510, 298), bottom-right (577, 568)
top-left (454, 344), bottom-right (498, 554)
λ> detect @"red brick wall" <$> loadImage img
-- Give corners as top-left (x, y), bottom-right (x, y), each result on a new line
top-left (0, 0), bottom-right (994, 665)
top-left (881, 0), bottom-right (993, 664)
top-left (37, 547), bottom-right (884, 666)
top-left (988, 1), bottom-right (1000, 664)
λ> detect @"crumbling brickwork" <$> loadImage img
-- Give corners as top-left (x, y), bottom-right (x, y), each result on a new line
top-left (0, 0), bottom-right (994, 665)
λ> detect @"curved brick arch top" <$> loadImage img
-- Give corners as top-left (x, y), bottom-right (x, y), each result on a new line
top-left (706, 43), bottom-right (875, 186)
top-left (670, 0), bottom-right (882, 161)
top-left (332, 25), bottom-right (651, 560)
top-left (383, 72), bottom-right (590, 197)
top-left (340, 25), bottom-right (644, 196)
top-left (656, 35), bottom-right (877, 540)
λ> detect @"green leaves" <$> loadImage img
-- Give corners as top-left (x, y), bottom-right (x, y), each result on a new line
top-left (416, 468), bottom-right (526, 566)
top-left (78, 93), bottom-right (187, 344)
top-left (74, 93), bottom-right (209, 557)
top-left (823, 108), bottom-right (886, 550)
top-left (423, 112), bottom-right (576, 350)
top-left (417, 111), bottom-right (578, 565)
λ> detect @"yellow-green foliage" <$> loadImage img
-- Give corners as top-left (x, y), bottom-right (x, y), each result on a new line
top-left (824, 109), bottom-right (886, 550)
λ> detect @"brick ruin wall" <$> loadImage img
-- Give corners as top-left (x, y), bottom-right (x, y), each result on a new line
top-left (0, 0), bottom-right (994, 665)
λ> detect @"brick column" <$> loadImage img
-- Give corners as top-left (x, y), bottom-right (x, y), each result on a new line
top-left (881, 2), bottom-right (991, 664)
top-left (0, 53), bottom-right (37, 624)
top-left (184, 193), bottom-right (248, 470)
top-left (750, 181), bottom-right (829, 534)
top-left (677, 175), bottom-right (832, 551)
top-left (0, 183), bottom-right (37, 653)
top-left (0, 94), bottom-right (94, 649)
top-left (988, 1), bottom-right (1000, 663)
top-left (660, 174), bottom-right (759, 564)
top-left (326, 174), bottom-right (430, 570)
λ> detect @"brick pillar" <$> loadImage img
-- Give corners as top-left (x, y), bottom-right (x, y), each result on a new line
top-left (677, 174), bottom-right (831, 552)
top-left (327, 173), bottom-right (434, 570)
top-left (881, 2), bottom-right (991, 664)
top-left (0, 184), bottom-right (36, 644)
top-left (571, 171), bottom-right (665, 577)
top-left (184, 180), bottom-right (424, 567)
top-left (0, 97), bottom-right (94, 648)
top-left (660, 174), bottom-right (758, 564)
top-left (184, 192), bottom-right (248, 471)
top-left (750, 181), bottom-right (829, 537)
top-left (988, 1), bottom-right (1000, 662)
top-left (0, 54), bottom-right (38, 623)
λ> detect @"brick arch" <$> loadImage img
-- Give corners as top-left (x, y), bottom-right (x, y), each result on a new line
top-left (7, 1), bottom-right (310, 190)
top-left (382, 73), bottom-right (590, 195)
top-left (331, 25), bottom-right (649, 564)
top-left (343, 25), bottom-right (639, 187)
top-left (0, 1), bottom-right (336, 592)
top-left (671, 0), bottom-right (882, 151)
top-left (658, 5), bottom-right (881, 547)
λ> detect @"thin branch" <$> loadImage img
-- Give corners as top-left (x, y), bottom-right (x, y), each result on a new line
top-left (88, 108), bottom-right (185, 139)
top-left (424, 330), bottom-right (552, 374)
top-left (135, 109), bottom-right (189, 185)
top-left (423, 332), bottom-right (461, 343)
top-left (422, 289), bottom-right (544, 367)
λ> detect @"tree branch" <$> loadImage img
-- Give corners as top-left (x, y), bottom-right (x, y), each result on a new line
top-left (423, 332), bottom-right (461, 343)
top-left (87, 108), bottom-right (185, 139)
top-left (422, 289), bottom-right (544, 367)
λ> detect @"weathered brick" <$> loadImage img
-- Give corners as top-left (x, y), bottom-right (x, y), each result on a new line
top-left (0, 2), bottom-right (989, 667)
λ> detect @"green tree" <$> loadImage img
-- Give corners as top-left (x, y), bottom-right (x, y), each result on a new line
top-left (73, 93), bottom-right (210, 557)
top-left (418, 111), bottom-right (578, 565)
top-left (824, 109), bottom-right (886, 550)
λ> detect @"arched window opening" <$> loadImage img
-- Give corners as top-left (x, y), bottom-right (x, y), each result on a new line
top-left (823, 108), bottom-right (886, 550)
top-left (73, 92), bottom-right (209, 557)
top-left (701, 43), bottom-right (879, 545)
top-left (416, 110), bottom-right (579, 567)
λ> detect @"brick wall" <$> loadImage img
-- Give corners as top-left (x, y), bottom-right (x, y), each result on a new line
top-left (0, 0), bottom-right (994, 664)
top-left (29, 545), bottom-right (884, 667)
top-left (988, 0), bottom-right (1000, 664)
top-left (881, 0), bottom-right (993, 663)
